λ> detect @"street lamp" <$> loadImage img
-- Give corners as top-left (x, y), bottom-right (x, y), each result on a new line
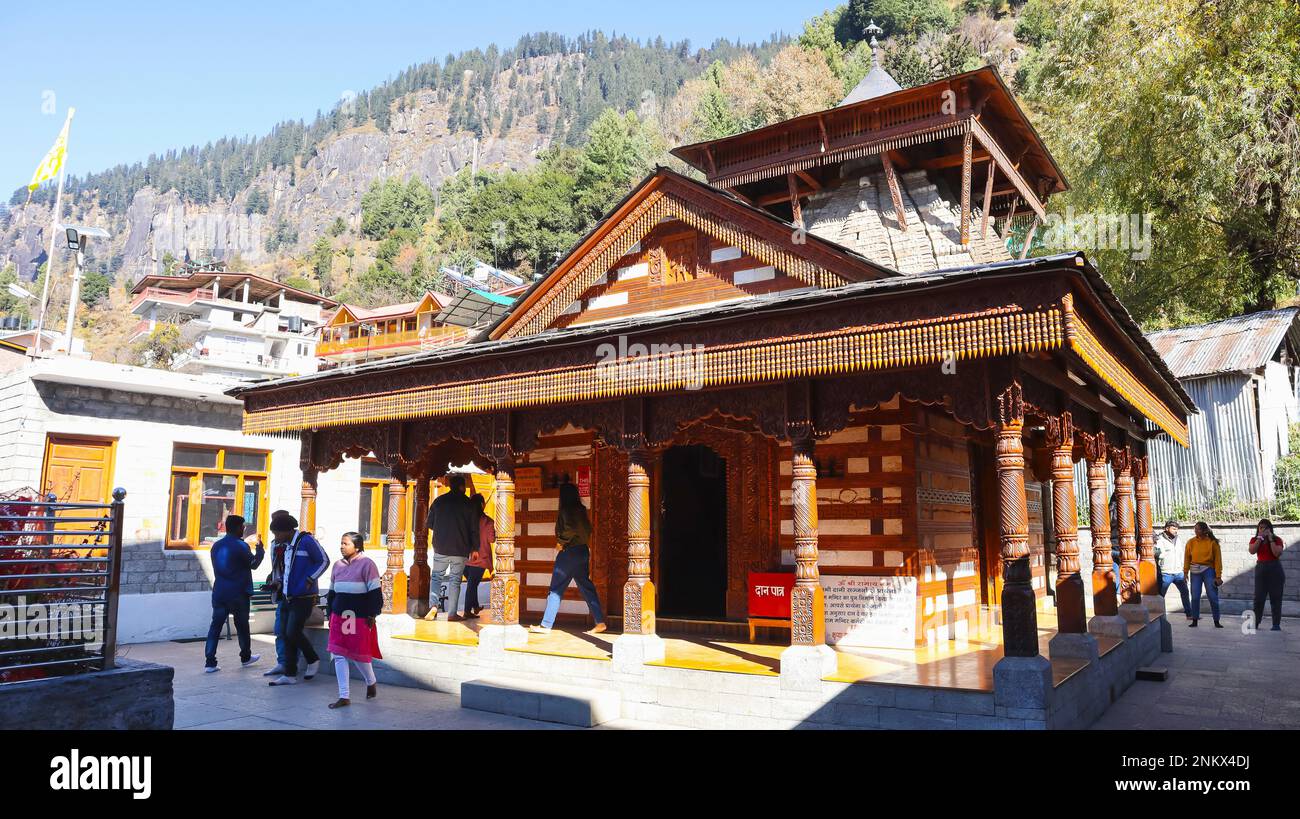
top-left (59, 224), bottom-right (110, 353)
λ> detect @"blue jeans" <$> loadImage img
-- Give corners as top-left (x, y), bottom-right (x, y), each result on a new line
top-left (1160, 572), bottom-right (1191, 614)
top-left (205, 595), bottom-right (252, 666)
top-left (540, 546), bottom-right (604, 629)
top-left (1189, 568), bottom-right (1221, 622)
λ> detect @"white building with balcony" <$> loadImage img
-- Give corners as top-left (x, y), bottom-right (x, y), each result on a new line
top-left (128, 264), bottom-right (335, 381)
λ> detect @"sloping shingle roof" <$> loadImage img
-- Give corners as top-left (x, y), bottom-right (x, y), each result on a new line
top-left (1146, 308), bottom-right (1300, 381)
top-left (840, 65), bottom-right (903, 106)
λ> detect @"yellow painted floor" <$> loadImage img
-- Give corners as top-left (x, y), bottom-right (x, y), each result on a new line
top-left (388, 603), bottom-right (1118, 692)
top-left (392, 618), bottom-right (481, 647)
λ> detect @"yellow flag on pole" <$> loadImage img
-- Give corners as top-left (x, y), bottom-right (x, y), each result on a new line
top-left (28, 109), bottom-right (74, 192)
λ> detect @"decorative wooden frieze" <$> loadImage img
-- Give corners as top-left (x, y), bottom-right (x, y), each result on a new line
top-left (243, 305), bottom-right (1066, 434)
top-left (1064, 303), bottom-right (1189, 445)
top-left (710, 119), bottom-right (971, 188)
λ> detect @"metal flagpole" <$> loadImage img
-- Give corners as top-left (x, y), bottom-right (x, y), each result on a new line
top-left (32, 107), bottom-right (74, 357)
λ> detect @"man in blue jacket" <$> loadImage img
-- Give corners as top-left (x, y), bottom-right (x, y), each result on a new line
top-left (267, 510), bottom-right (329, 686)
top-left (204, 514), bottom-right (265, 672)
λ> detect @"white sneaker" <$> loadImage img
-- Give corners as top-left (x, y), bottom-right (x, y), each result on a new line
top-left (204, 665), bottom-right (220, 674)
top-left (268, 675), bottom-right (299, 686)
top-left (241, 654), bottom-right (261, 668)
top-left (303, 660), bottom-right (320, 680)
top-left (262, 664), bottom-right (285, 677)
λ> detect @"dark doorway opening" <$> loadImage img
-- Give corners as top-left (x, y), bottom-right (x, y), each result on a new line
top-left (659, 445), bottom-right (728, 619)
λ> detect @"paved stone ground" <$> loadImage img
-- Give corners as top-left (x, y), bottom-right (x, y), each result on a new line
top-left (1093, 615), bottom-right (1300, 729)
top-left (121, 635), bottom-right (674, 730)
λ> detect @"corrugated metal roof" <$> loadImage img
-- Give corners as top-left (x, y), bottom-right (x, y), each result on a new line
top-left (1146, 308), bottom-right (1299, 380)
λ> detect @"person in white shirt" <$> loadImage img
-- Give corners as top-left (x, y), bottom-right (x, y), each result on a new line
top-left (1155, 519), bottom-right (1192, 619)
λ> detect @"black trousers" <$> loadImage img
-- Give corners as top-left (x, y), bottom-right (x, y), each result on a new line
top-left (1253, 561), bottom-right (1285, 629)
top-left (463, 565), bottom-right (486, 613)
top-left (282, 596), bottom-right (320, 675)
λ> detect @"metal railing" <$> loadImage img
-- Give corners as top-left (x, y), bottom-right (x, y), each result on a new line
top-left (0, 488), bottom-right (126, 684)
top-left (1075, 468), bottom-right (1300, 527)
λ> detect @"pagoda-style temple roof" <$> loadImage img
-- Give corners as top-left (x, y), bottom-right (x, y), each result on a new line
top-left (671, 66), bottom-right (1066, 222)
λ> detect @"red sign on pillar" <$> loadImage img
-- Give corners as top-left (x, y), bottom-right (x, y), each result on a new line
top-left (747, 572), bottom-right (794, 618)
top-left (576, 466), bottom-right (592, 498)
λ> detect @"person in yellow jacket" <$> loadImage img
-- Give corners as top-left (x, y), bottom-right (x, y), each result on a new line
top-left (1183, 521), bottom-right (1224, 628)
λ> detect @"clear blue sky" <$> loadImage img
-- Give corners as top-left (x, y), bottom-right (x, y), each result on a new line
top-left (1, 0), bottom-right (835, 191)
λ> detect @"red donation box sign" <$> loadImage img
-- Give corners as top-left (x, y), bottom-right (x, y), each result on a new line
top-left (748, 572), bottom-right (794, 618)
top-left (576, 466), bottom-right (592, 498)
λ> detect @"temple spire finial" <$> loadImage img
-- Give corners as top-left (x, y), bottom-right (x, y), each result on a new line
top-left (866, 19), bottom-right (884, 68)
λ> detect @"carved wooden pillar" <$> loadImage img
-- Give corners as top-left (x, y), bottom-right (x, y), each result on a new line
top-left (490, 457), bottom-right (519, 627)
top-left (995, 386), bottom-right (1038, 657)
top-left (382, 467), bottom-right (408, 614)
top-left (960, 128), bottom-right (973, 245)
top-left (1135, 456), bottom-right (1159, 597)
top-left (1047, 414), bottom-right (1085, 633)
top-left (407, 471), bottom-right (431, 617)
top-left (299, 430), bottom-right (317, 533)
top-left (300, 468), bottom-right (317, 534)
top-left (1112, 447), bottom-right (1140, 605)
top-left (789, 432), bottom-right (825, 647)
top-left (623, 447), bottom-right (656, 635)
top-left (1085, 435), bottom-right (1119, 616)
top-left (786, 174), bottom-right (804, 230)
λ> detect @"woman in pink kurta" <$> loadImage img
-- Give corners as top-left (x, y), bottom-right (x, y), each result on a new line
top-left (326, 532), bottom-right (383, 708)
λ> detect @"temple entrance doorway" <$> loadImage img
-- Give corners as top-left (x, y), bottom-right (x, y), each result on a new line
top-left (658, 444), bottom-right (728, 619)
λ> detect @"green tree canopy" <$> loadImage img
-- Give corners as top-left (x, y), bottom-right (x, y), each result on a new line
top-left (360, 177), bottom-right (436, 239)
top-left (1019, 0), bottom-right (1300, 324)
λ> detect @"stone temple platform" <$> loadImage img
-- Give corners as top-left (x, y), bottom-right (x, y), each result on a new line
top-left (306, 602), bottom-right (1166, 730)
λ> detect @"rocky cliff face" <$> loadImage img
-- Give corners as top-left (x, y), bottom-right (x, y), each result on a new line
top-left (0, 54), bottom-right (571, 283)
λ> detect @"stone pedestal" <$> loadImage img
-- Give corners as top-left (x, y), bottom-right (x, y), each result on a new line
top-left (1119, 602), bottom-right (1149, 626)
top-left (477, 624), bottom-right (528, 658)
top-left (992, 654), bottom-right (1053, 712)
top-left (1142, 594), bottom-right (1166, 616)
top-left (779, 644), bottom-right (836, 692)
top-left (1048, 631), bottom-right (1100, 663)
top-left (1088, 613), bottom-right (1128, 639)
top-left (612, 633), bottom-right (666, 674)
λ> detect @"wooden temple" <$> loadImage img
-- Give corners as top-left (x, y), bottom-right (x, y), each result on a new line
top-left (229, 63), bottom-right (1193, 688)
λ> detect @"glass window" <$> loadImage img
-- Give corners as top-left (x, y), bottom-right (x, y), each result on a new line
top-left (224, 450), bottom-right (268, 472)
top-left (173, 447), bottom-right (218, 469)
top-left (358, 488), bottom-right (372, 540)
top-left (169, 475), bottom-right (191, 542)
top-left (360, 461), bottom-right (391, 480)
top-left (167, 446), bottom-right (269, 548)
top-left (200, 474), bottom-right (237, 544)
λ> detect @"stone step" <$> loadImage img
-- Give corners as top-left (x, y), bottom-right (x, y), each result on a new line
top-left (460, 676), bottom-right (621, 727)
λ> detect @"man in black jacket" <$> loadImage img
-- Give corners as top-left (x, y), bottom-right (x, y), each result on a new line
top-left (423, 474), bottom-right (478, 622)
